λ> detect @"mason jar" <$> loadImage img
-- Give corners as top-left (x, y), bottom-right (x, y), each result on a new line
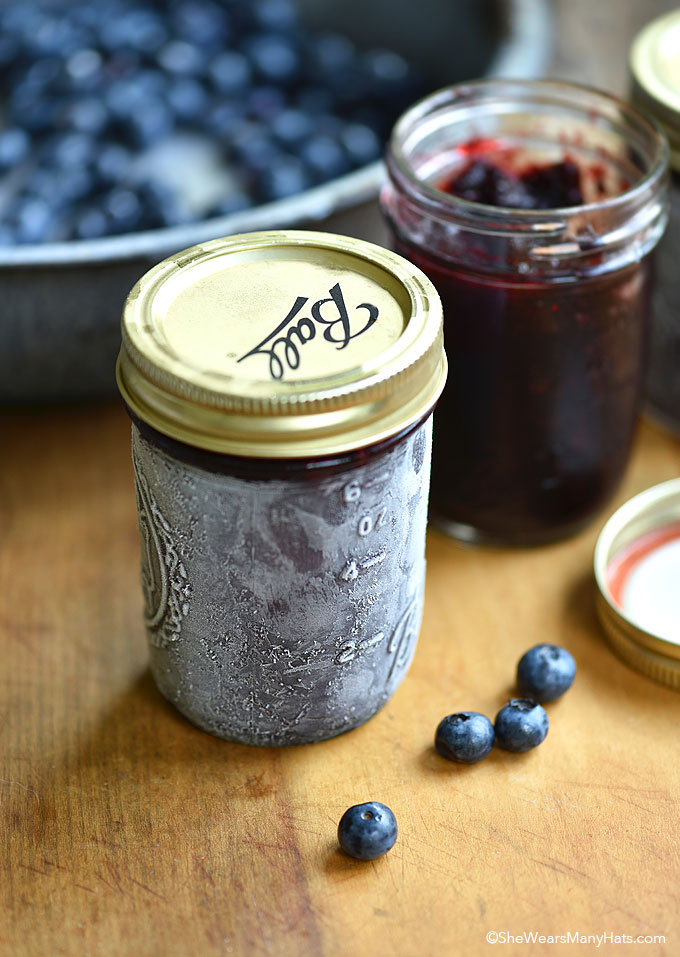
top-left (381, 79), bottom-right (669, 546)
top-left (117, 230), bottom-right (446, 746)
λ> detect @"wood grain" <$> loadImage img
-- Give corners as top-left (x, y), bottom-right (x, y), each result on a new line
top-left (2, 404), bottom-right (679, 957)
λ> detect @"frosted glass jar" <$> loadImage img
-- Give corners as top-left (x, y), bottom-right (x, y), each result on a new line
top-left (117, 230), bottom-right (446, 745)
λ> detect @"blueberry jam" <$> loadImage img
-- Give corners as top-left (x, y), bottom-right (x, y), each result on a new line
top-left (383, 107), bottom-right (662, 543)
top-left (396, 236), bottom-right (652, 543)
top-left (397, 151), bottom-right (649, 541)
top-left (443, 158), bottom-right (585, 210)
top-left (0, 0), bottom-right (428, 244)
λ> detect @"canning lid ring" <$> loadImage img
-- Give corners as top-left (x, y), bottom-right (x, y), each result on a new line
top-left (594, 477), bottom-right (680, 689)
top-left (117, 230), bottom-right (446, 458)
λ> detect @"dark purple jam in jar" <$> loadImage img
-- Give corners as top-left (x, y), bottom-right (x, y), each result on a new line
top-left (382, 80), bottom-right (669, 545)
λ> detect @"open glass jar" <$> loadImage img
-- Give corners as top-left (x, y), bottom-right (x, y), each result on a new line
top-left (381, 79), bottom-right (669, 546)
top-left (117, 230), bottom-right (445, 746)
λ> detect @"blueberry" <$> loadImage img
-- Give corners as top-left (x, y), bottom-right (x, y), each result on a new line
top-left (105, 50), bottom-right (143, 82)
top-left (126, 97), bottom-right (175, 147)
top-left (104, 10), bottom-right (167, 55)
top-left (64, 49), bottom-right (105, 89)
top-left (252, 0), bottom-right (299, 33)
top-left (494, 699), bottom-right (549, 753)
top-left (73, 205), bottom-right (109, 240)
top-left (106, 77), bottom-right (150, 121)
top-left (136, 180), bottom-right (190, 229)
top-left (63, 96), bottom-right (110, 136)
top-left (256, 155), bottom-right (311, 201)
top-left (29, 161), bottom-right (97, 209)
top-left (42, 132), bottom-right (96, 169)
top-left (0, 33), bottom-right (21, 74)
top-left (0, 223), bottom-right (17, 247)
top-left (435, 712), bottom-right (495, 764)
top-left (337, 802), bottom-right (397, 860)
top-left (271, 108), bottom-right (313, 148)
top-left (309, 33), bottom-right (356, 77)
top-left (363, 49), bottom-right (410, 89)
top-left (157, 41), bottom-right (204, 77)
top-left (299, 134), bottom-right (350, 182)
top-left (12, 196), bottom-right (58, 244)
top-left (203, 101), bottom-right (247, 139)
top-left (230, 123), bottom-right (282, 172)
top-left (23, 57), bottom-right (63, 93)
top-left (516, 644), bottom-right (576, 702)
top-left (247, 86), bottom-right (286, 123)
top-left (95, 142), bottom-right (133, 186)
top-left (33, 164), bottom-right (97, 205)
top-left (245, 34), bottom-right (300, 86)
top-left (172, 1), bottom-right (230, 48)
top-left (103, 188), bottom-right (142, 233)
top-left (167, 78), bottom-right (209, 123)
top-left (362, 49), bottom-right (425, 110)
top-left (0, 128), bottom-right (30, 172)
top-left (339, 123), bottom-right (381, 167)
top-left (10, 88), bottom-right (57, 134)
top-left (29, 17), bottom-right (87, 58)
top-left (208, 51), bottom-right (252, 96)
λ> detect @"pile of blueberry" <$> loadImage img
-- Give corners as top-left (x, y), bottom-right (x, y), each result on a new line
top-left (337, 645), bottom-right (576, 862)
top-left (0, 0), bottom-right (427, 245)
top-left (435, 643), bottom-right (577, 762)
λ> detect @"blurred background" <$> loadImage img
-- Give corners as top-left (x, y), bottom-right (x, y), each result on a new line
top-left (0, 0), bottom-right (676, 401)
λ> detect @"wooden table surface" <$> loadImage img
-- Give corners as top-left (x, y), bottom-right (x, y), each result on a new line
top-left (2, 405), bottom-right (680, 957)
top-left (3, 2), bottom-right (680, 955)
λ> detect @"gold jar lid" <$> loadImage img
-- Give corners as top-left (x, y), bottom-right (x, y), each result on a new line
top-left (630, 9), bottom-right (680, 170)
top-left (594, 478), bottom-right (680, 690)
top-left (117, 230), bottom-right (446, 457)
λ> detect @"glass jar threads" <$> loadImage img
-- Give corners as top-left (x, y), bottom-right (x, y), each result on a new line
top-left (117, 230), bottom-right (446, 745)
top-left (381, 79), bottom-right (669, 546)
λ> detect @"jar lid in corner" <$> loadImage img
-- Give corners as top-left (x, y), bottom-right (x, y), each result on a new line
top-left (594, 478), bottom-right (680, 690)
top-left (630, 9), bottom-right (680, 171)
top-left (117, 230), bottom-right (446, 458)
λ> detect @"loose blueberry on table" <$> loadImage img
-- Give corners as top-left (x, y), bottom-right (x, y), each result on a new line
top-left (337, 802), bottom-right (398, 861)
top-left (516, 644), bottom-right (576, 703)
top-left (0, 0), bottom-right (427, 244)
top-left (494, 699), bottom-right (549, 753)
top-left (435, 711), bottom-right (495, 764)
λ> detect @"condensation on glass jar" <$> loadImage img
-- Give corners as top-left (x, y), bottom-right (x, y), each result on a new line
top-left (381, 79), bottom-right (669, 547)
top-left (116, 230), bottom-right (446, 746)
top-left (631, 10), bottom-right (680, 434)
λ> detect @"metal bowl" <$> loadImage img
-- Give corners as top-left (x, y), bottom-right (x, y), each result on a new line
top-left (0, 0), bottom-right (551, 400)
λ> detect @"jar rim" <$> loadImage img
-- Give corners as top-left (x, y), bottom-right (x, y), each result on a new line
top-left (386, 78), bottom-right (669, 228)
